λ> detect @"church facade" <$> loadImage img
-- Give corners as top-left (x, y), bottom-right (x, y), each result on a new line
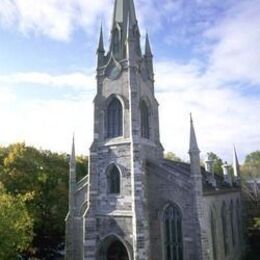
top-left (65, 0), bottom-right (245, 259)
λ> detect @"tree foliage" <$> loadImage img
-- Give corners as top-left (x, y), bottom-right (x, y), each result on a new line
top-left (164, 152), bottom-right (182, 162)
top-left (0, 183), bottom-right (33, 259)
top-left (242, 151), bottom-right (260, 179)
top-left (207, 152), bottom-right (224, 176)
top-left (0, 143), bottom-right (88, 257)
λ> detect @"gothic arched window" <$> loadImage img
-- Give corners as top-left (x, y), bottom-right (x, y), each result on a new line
top-left (140, 100), bottom-right (150, 139)
top-left (107, 98), bottom-right (123, 138)
top-left (230, 201), bottom-right (236, 247)
top-left (163, 204), bottom-right (183, 260)
top-left (107, 165), bottom-right (120, 194)
top-left (210, 210), bottom-right (217, 260)
top-left (221, 202), bottom-right (229, 256)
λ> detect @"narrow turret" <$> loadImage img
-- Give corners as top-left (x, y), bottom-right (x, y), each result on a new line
top-left (97, 25), bottom-right (105, 67)
top-left (188, 115), bottom-right (205, 259)
top-left (69, 135), bottom-right (76, 212)
top-left (189, 114), bottom-right (200, 155)
top-left (144, 33), bottom-right (154, 81)
top-left (233, 145), bottom-right (240, 184)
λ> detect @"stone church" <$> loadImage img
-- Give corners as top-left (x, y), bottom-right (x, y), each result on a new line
top-left (65, 0), bottom-right (245, 259)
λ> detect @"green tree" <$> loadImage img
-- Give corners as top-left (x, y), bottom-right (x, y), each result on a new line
top-left (0, 183), bottom-right (33, 259)
top-left (0, 143), bottom-right (88, 257)
top-left (164, 152), bottom-right (182, 162)
top-left (242, 151), bottom-right (260, 179)
top-left (207, 152), bottom-right (223, 176)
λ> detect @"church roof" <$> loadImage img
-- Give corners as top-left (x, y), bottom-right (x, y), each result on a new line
top-left (146, 159), bottom-right (240, 194)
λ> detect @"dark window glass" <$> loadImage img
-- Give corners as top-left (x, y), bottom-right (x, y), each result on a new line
top-left (140, 101), bottom-right (150, 139)
top-left (108, 166), bottom-right (120, 194)
top-left (163, 205), bottom-right (183, 260)
top-left (221, 203), bottom-right (229, 256)
top-left (107, 98), bottom-right (123, 138)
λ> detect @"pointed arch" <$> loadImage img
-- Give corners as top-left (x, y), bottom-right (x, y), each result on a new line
top-left (221, 202), bottom-right (229, 256)
top-left (106, 97), bottom-right (123, 138)
top-left (210, 208), bottom-right (217, 260)
top-left (162, 203), bottom-right (183, 260)
top-left (236, 199), bottom-right (241, 243)
top-left (140, 99), bottom-right (150, 139)
top-left (230, 200), bottom-right (236, 247)
top-left (96, 234), bottom-right (132, 260)
top-left (106, 164), bottom-right (121, 194)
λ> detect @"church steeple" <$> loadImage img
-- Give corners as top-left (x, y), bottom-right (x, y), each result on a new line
top-left (97, 24), bottom-right (105, 53)
top-left (145, 33), bottom-right (153, 57)
top-left (109, 0), bottom-right (141, 61)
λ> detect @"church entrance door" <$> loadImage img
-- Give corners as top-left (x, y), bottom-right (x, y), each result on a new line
top-left (106, 240), bottom-right (129, 260)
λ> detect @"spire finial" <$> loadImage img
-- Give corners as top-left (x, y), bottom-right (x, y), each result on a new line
top-left (70, 134), bottom-right (76, 170)
top-left (145, 32), bottom-right (153, 56)
top-left (97, 23), bottom-right (105, 53)
top-left (189, 113), bottom-right (200, 154)
top-left (110, 0), bottom-right (140, 57)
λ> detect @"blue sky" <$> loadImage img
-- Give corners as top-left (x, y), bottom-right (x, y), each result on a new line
top-left (0, 0), bottom-right (260, 163)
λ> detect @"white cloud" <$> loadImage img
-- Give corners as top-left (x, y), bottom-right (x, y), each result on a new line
top-left (152, 0), bottom-right (260, 161)
top-left (0, 86), bottom-right (16, 105)
top-left (0, 0), bottom-right (113, 40)
top-left (0, 0), bottom-right (17, 27)
top-left (0, 91), bottom-right (93, 155)
top-left (0, 0), bottom-right (189, 41)
top-left (155, 60), bottom-right (260, 162)
top-left (0, 71), bottom-right (96, 90)
top-left (204, 0), bottom-right (260, 85)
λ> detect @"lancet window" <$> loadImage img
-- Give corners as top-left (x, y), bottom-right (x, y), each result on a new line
top-left (163, 204), bottom-right (183, 260)
top-left (107, 98), bottom-right (123, 138)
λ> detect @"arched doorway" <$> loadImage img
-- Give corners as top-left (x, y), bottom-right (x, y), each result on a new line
top-left (97, 236), bottom-right (131, 260)
top-left (107, 240), bottom-right (129, 260)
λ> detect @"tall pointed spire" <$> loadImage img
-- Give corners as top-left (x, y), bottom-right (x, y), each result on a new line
top-left (233, 145), bottom-right (240, 179)
top-left (109, 0), bottom-right (140, 60)
top-left (145, 33), bottom-right (153, 57)
top-left (189, 113), bottom-right (200, 154)
top-left (68, 134), bottom-right (76, 213)
top-left (97, 24), bottom-right (105, 53)
top-left (97, 24), bottom-right (105, 68)
top-left (112, 0), bottom-right (137, 30)
top-left (69, 134), bottom-right (76, 207)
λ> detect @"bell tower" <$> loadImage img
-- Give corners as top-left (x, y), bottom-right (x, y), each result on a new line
top-left (84, 0), bottom-right (163, 259)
